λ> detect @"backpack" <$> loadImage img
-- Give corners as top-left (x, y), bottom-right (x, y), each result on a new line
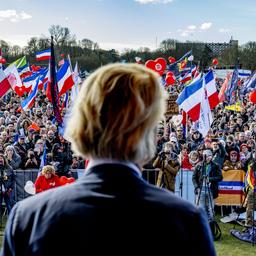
top-left (209, 220), bottom-right (222, 241)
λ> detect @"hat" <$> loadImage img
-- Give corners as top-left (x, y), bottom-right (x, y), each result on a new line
top-left (170, 136), bottom-right (177, 143)
top-left (203, 150), bottom-right (213, 157)
top-left (204, 138), bottom-right (212, 143)
top-left (18, 135), bottom-right (25, 139)
top-left (240, 143), bottom-right (248, 150)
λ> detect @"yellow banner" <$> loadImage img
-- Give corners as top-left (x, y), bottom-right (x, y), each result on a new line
top-left (225, 102), bottom-right (241, 112)
top-left (215, 169), bottom-right (245, 206)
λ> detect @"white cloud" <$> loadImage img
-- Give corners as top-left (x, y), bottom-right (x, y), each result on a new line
top-left (219, 28), bottom-right (230, 33)
top-left (188, 25), bottom-right (196, 30)
top-left (19, 11), bottom-right (32, 20)
top-left (200, 22), bottom-right (212, 30)
top-left (134, 0), bottom-right (173, 4)
top-left (0, 9), bottom-right (32, 22)
top-left (177, 29), bottom-right (194, 37)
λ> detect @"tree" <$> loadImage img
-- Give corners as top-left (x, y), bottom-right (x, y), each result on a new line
top-left (0, 40), bottom-right (11, 56)
top-left (80, 38), bottom-right (94, 50)
top-left (48, 25), bottom-right (76, 47)
top-left (24, 37), bottom-right (39, 55)
top-left (11, 45), bottom-right (22, 57)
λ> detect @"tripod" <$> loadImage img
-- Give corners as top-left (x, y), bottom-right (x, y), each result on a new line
top-left (195, 158), bottom-right (221, 241)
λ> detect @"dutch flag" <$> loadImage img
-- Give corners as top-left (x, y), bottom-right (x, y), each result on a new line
top-left (36, 49), bottom-right (51, 61)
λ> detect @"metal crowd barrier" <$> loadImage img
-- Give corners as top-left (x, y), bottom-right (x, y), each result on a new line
top-left (12, 168), bottom-right (160, 203)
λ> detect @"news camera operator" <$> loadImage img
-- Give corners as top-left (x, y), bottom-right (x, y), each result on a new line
top-left (193, 150), bottom-right (222, 220)
top-left (153, 142), bottom-right (180, 192)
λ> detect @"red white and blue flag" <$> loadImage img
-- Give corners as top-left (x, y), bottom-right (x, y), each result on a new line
top-left (176, 70), bottom-right (219, 122)
top-left (36, 49), bottom-right (51, 61)
top-left (57, 60), bottom-right (75, 96)
top-left (0, 68), bottom-right (11, 98)
top-left (21, 76), bottom-right (39, 111)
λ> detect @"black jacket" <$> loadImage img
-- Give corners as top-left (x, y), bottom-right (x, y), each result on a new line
top-left (1, 164), bottom-right (216, 256)
top-left (193, 161), bottom-right (223, 199)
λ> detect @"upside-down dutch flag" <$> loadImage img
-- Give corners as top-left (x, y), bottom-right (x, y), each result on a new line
top-left (57, 60), bottom-right (75, 96)
top-left (180, 71), bottom-right (192, 84)
top-left (176, 70), bottom-right (219, 122)
top-left (204, 70), bottom-right (219, 109)
top-left (21, 76), bottom-right (39, 111)
top-left (36, 49), bottom-right (51, 61)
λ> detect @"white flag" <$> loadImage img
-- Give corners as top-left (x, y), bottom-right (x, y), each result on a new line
top-left (197, 79), bottom-right (213, 137)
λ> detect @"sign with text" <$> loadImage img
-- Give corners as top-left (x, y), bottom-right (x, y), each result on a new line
top-left (165, 94), bottom-right (179, 117)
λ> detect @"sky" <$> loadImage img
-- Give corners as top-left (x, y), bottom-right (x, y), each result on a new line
top-left (0, 0), bottom-right (255, 52)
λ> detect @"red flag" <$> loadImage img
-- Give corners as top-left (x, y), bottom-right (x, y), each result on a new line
top-left (0, 68), bottom-right (11, 98)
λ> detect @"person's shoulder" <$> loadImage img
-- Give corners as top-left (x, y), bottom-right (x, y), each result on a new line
top-left (145, 183), bottom-right (200, 217)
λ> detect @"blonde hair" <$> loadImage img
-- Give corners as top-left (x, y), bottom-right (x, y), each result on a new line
top-left (42, 165), bottom-right (55, 175)
top-left (65, 63), bottom-right (167, 164)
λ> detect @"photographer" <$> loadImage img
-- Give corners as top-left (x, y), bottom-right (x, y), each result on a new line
top-left (24, 150), bottom-right (39, 169)
top-left (193, 150), bottom-right (223, 221)
top-left (211, 139), bottom-right (226, 169)
top-left (153, 143), bottom-right (180, 192)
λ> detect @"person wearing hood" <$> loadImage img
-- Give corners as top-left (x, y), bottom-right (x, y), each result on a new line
top-left (190, 130), bottom-right (204, 151)
top-left (4, 145), bottom-right (21, 170)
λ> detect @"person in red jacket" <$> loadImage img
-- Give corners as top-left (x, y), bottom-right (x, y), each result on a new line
top-left (35, 165), bottom-right (60, 193)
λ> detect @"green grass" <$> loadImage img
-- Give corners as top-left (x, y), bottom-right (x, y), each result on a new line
top-left (214, 218), bottom-right (256, 256)
top-left (0, 216), bottom-right (255, 255)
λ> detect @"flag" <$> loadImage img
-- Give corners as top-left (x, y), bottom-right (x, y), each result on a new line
top-left (241, 71), bottom-right (256, 94)
top-left (47, 37), bottom-right (62, 125)
top-left (219, 72), bottom-right (231, 102)
top-left (58, 59), bottom-right (65, 67)
top-left (39, 144), bottom-right (47, 175)
top-left (4, 65), bottom-right (25, 96)
top-left (57, 60), bottom-right (75, 96)
top-left (225, 67), bottom-right (239, 103)
top-left (246, 164), bottom-right (256, 190)
top-left (176, 76), bottom-right (203, 121)
top-left (28, 122), bottom-right (40, 132)
top-left (0, 68), bottom-right (11, 98)
top-left (204, 70), bottom-right (219, 109)
top-left (176, 70), bottom-right (218, 122)
top-left (70, 62), bottom-right (81, 104)
top-left (36, 49), bottom-right (51, 61)
top-left (21, 76), bottom-right (39, 111)
top-left (180, 71), bottom-right (192, 85)
top-left (216, 170), bottom-right (245, 206)
top-left (197, 79), bottom-right (213, 137)
top-left (9, 56), bottom-right (27, 69)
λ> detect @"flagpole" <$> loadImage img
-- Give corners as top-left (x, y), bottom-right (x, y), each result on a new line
top-left (67, 54), bottom-right (73, 73)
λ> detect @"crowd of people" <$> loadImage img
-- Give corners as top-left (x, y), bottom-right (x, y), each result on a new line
top-left (0, 90), bottom-right (86, 214)
top-left (152, 74), bottom-right (256, 229)
top-left (0, 63), bottom-right (255, 249)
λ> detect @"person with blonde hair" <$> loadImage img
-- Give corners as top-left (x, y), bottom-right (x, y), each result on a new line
top-left (1, 63), bottom-right (215, 256)
top-left (34, 165), bottom-right (60, 194)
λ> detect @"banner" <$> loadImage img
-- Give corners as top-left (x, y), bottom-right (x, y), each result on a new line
top-left (215, 169), bottom-right (245, 206)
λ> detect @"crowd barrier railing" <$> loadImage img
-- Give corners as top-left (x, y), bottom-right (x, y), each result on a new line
top-left (13, 168), bottom-right (160, 202)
